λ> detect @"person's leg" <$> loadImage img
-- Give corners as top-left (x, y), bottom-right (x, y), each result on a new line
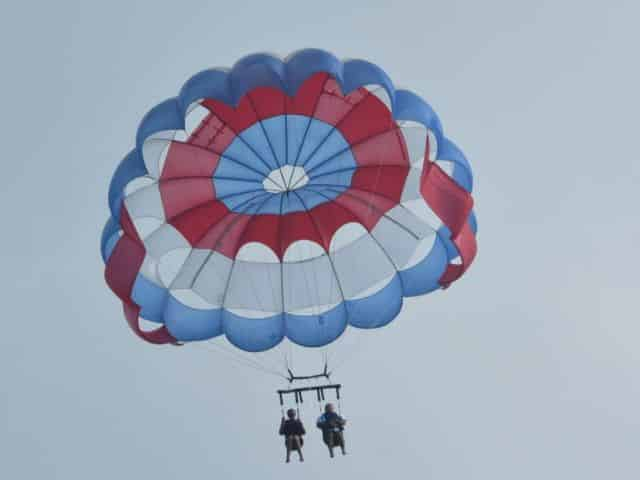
top-left (293, 436), bottom-right (304, 462)
top-left (285, 437), bottom-right (292, 463)
top-left (337, 432), bottom-right (346, 455)
top-left (322, 432), bottom-right (332, 457)
top-left (327, 432), bottom-right (335, 458)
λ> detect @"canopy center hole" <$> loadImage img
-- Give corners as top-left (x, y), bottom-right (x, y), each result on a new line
top-left (263, 165), bottom-right (309, 193)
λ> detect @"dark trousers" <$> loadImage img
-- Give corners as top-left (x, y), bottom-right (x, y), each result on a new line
top-left (285, 435), bottom-right (303, 450)
top-left (323, 430), bottom-right (345, 448)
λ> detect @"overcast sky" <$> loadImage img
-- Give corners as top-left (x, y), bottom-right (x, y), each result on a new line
top-left (2, 1), bottom-right (639, 479)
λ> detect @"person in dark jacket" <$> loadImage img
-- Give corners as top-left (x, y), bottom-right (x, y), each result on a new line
top-left (316, 403), bottom-right (347, 458)
top-left (279, 408), bottom-right (305, 463)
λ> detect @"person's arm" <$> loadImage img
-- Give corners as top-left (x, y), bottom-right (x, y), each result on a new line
top-left (279, 417), bottom-right (286, 435)
top-left (298, 420), bottom-right (306, 435)
top-left (316, 415), bottom-right (325, 429)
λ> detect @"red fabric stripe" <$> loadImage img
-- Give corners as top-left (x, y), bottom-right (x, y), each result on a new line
top-left (123, 302), bottom-right (175, 345)
top-left (349, 165), bottom-right (408, 203)
top-left (420, 161), bottom-right (476, 287)
top-left (248, 87), bottom-right (287, 120)
top-left (160, 73), bottom-right (411, 259)
top-left (169, 189), bottom-right (403, 258)
top-left (170, 199), bottom-right (230, 245)
top-left (313, 78), bottom-right (364, 126)
top-left (118, 203), bottom-right (141, 242)
top-left (299, 200), bottom-right (357, 249)
top-left (420, 162), bottom-right (473, 234)
top-left (105, 236), bottom-right (144, 302)
top-left (337, 94), bottom-right (394, 147)
top-left (286, 73), bottom-right (330, 117)
top-left (237, 213), bottom-right (282, 256)
top-left (350, 129), bottom-right (409, 167)
top-left (200, 74), bottom-right (333, 132)
top-left (160, 177), bottom-right (216, 221)
top-left (279, 211), bottom-right (324, 254)
top-left (186, 113), bottom-right (236, 151)
top-left (105, 206), bottom-right (176, 344)
top-left (331, 190), bottom-right (396, 231)
top-left (201, 96), bottom-right (258, 134)
top-left (104, 208), bottom-right (144, 302)
top-left (161, 141), bottom-right (223, 180)
top-left (195, 210), bottom-right (253, 256)
top-left (438, 221), bottom-right (477, 287)
top-left (191, 201), bottom-right (361, 259)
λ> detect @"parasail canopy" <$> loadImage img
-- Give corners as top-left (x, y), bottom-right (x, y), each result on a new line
top-left (101, 49), bottom-right (477, 353)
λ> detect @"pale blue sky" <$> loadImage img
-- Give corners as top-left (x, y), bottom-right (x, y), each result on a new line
top-left (2, 1), bottom-right (639, 479)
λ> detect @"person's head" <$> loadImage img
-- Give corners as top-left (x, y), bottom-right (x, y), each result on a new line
top-left (287, 408), bottom-right (297, 419)
top-left (325, 403), bottom-right (335, 413)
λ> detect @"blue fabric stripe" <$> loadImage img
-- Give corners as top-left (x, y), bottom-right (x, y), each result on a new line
top-left (439, 138), bottom-right (473, 192)
top-left (347, 275), bottom-right (403, 329)
top-left (222, 311), bottom-right (284, 352)
top-left (469, 210), bottom-right (478, 234)
top-left (164, 294), bottom-right (223, 341)
top-left (107, 149), bottom-right (147, 221)
top-left (393, 89), bottom-right (444, 152)
top-left (229, 54), bottom-right (286, 104)
top-left (135, 98), bottom-right (184, 152)
top-left (400, 236), bottom-right (449, 297)
top-left (216, 115), bottom-right (356, 214)
top-left (100, 218), bottom-right (121, 262)
top-left (284, 49), bottom-right (343, 96)
top-left (285, 303), bottom-right (348, 347)
top-left (131, 275), bottom-right (168, 323)
top-left (342, 59), bottom-right (395, 108)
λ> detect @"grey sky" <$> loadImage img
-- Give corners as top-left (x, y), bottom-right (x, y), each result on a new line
top-left (2, 1), bottom-right (639, 478)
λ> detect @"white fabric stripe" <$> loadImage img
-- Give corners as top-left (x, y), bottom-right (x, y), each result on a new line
top-left (435, 159), bottom-right (455, 176)
top-left (139, 255), bottom-right (162, 286)
top-left (370, 205), bottom-right (435, 270)
top-left (400, 167), bottom-right (421, 203)
top-left (192, 252), bottom-right (233, 307)
top-left (283, 254), bottom-right (342, 312)
top-left (399, 122), bottom-right (428, 164)
top-left (142, 132), bottom-right (175, 178)
top-left (142, 223), bottom-right (190, 260)
top-left (330, 228), bottom-right (396, 300)
top-left (225, 260), bottom-right (282, 313)
top-left (123, 182), bottom-right (166, 222)
top-left (402, 199), bottom-right (443, 231)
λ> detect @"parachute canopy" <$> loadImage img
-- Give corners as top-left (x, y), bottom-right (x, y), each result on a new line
top-left (101, 50), bottom-right (477, 352)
